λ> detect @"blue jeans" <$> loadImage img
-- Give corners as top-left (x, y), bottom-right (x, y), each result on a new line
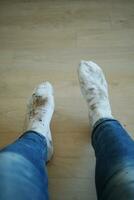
top-left (0, 119), bottom-right (134, 200)
top-left (92, 119), bottom-right (134, 200)
top-left (0, 131), bottom-right (49, 200)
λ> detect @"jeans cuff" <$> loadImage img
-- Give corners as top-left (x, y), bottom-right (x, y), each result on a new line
top-left (92, 118), bottom-right (118, 143)
top-left (19, 130), bottom-right (47, 143)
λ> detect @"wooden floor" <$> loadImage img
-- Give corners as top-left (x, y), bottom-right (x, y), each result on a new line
top-left (0, 0), bottom-right (134, 199)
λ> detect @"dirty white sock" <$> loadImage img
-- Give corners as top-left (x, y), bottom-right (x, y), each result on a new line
top-left (26, 82), bottom-right (54, 161)
top-left (78, 60), bottom-right (113, 128)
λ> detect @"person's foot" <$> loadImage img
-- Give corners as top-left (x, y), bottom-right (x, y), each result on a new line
top-left (27, 82), bottom-right (54, 161)
top-left (78, 60), bottom-right (113, 128)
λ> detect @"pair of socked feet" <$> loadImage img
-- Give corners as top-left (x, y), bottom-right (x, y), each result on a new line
top-left (26, 61), bottom-right (113, 161)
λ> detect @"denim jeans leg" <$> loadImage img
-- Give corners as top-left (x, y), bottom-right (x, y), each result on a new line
top-left (92, 118), bottom-right (134, 200)
top-left (0, 130), bottom-right (49, 200)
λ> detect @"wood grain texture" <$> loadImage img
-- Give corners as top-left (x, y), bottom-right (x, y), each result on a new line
top-left (0, 0), bottom-right (134, 199)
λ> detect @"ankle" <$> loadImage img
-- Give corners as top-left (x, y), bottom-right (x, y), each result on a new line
top-left (89, 105), bottom-right (113, 127)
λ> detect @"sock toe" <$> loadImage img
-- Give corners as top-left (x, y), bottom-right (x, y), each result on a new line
top-left (33, 82), bottom-right (54, 98)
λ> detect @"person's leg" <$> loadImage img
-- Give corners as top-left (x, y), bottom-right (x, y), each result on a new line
top-left (92, 118), bottom-right (134, 200)
top-left (78, 61), bottom-right (134, 200)
top-left (0, 82), bottom-right (54, 200)
top-left (0, 131), bottom-right (49, 200)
